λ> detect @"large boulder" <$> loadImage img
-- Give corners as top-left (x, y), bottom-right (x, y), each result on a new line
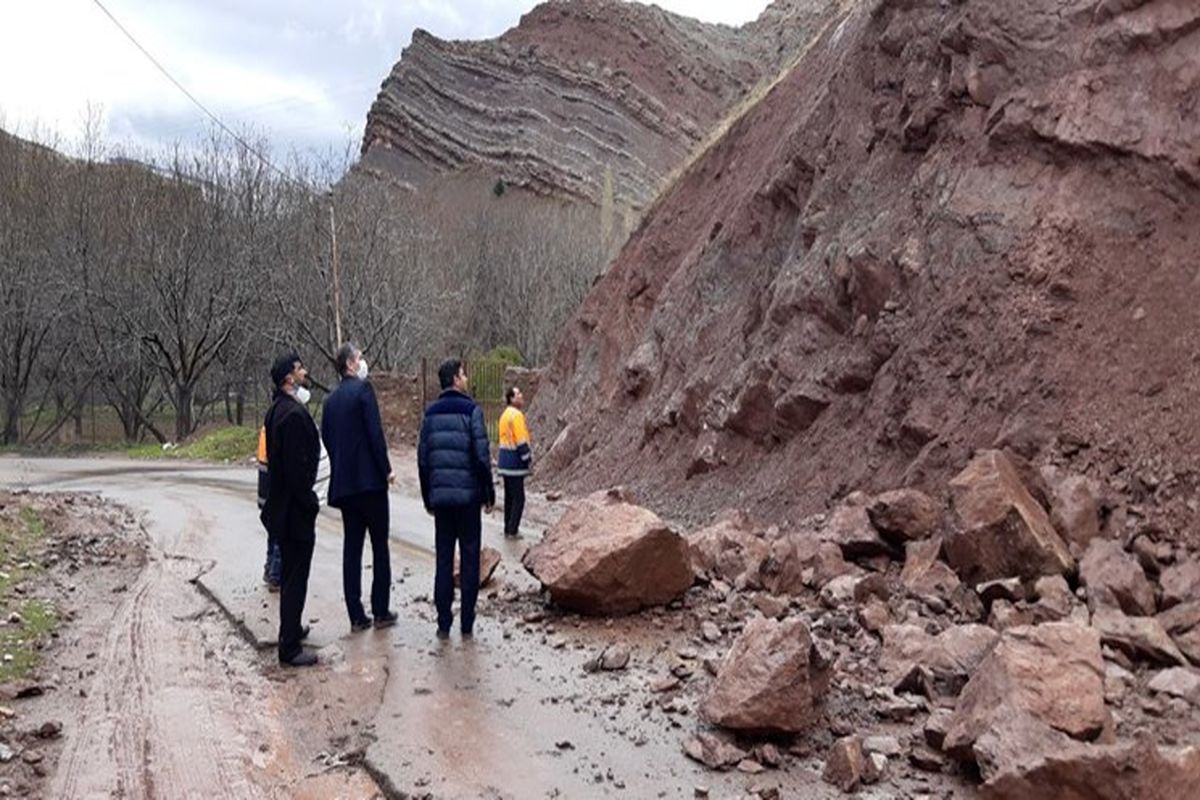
top-left (868, 488), bottom-right (942, 543)
top-left (881, 623), bottom-right (999, 698)
top-left (981, 740), bottom-right (1200, 800)
top-left (688, 511), bottom-right (770, 587)
top-left (945, 450), bottom-right (1074, 585)
top-left (1079, 539), bottom-right (1156, 617)
top-left (700, 617), bottom-right (830, 734)
top-left (521, 489), bottom-right (693, 615)
top-left (943, 623), bottom-right (1107, 763)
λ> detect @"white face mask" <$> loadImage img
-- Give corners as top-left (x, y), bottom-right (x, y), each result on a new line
top-left (295, 386), bottom-right (312, 405)
top-left (356, 358), bottom-right (369, 381)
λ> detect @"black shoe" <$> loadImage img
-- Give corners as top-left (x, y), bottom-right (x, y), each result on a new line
top-left (280, 651), bottom-right (317, 668)
top-left (373, 611), bottom-right (398, 630)
top-left (461, 628), bottom-right (474, 640)
top-left (504, 531), bottom-right (523, 539)
top-left (350, 617), bottom-right (373, 633)
top-left (436, 628), bottom-right (450, 641)
top-left (267, 581), bottom-right (281, 593)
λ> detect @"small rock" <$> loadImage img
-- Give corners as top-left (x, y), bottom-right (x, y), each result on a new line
top-left (924, 708), bottom-right (953, 750)
top-left (976, 577), bottom-right (1025, 609)
top-left (863, 735), bottom-right (902, 757)
top-left (583, 644), bottom-right (632, 672)
top-left (823, 736), bottom-right (873, 792)
top-left (1146, 667), bottom-right (1200, 704)
top-left (36, 721), bottom-right (62, 740)
top-left (750, 782), bottom-right (780, 800)
top-left (867, 752), bottom-right (888, 782)
top-left (701, 621), bottom-right (722, 642)
top-left (651, 675), bottom-right (682, 693)
top-left (737, 758), bottom-right (765, 774)
top-left (868, 488), bottom-right (942, 543)
top-left (1159, 561), bottom-right (1200, 610)
top-left (1093, 609), bottom-right (1187, 666)
top-left (683, 732), bottom-right (747, 770)
top-left (909, 746), bottom-right (945, 772)
top-left (756, 742), bottom-right (783, 768)
top-left (753, 594), bottom-right (788, 620)
top-left (820, 574), bottom-right (863, 608)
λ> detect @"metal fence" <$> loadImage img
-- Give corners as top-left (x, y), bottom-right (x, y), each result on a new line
top-left (419, 358), bottom-right (509, 442)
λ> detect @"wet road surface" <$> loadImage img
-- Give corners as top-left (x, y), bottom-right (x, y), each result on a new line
top-left (0, 455), bottom-right (848, 799)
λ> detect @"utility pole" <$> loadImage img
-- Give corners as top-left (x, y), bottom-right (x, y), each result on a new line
top-left (329, 198), bottom-right (343, 347)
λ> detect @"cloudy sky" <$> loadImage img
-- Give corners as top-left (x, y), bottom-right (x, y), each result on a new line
top-left (0, 0), bottom-right (770, 159)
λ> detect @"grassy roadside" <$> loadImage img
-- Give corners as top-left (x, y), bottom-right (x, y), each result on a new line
top-left (125, 425), bottom-right (259, 464)
top-left (0, 507), bottom-right (57, 682)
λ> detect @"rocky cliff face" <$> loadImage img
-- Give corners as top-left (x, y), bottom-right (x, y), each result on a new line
top-left (360, 0), bottom-right (840, 209)
top-left (531, 0), bottom-right (1200, 529)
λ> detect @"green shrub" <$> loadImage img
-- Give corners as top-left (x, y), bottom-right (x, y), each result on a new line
top-left (127, 424), bottom-right (259, 463)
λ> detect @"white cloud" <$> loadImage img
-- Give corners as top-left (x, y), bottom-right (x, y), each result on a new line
top-left (634, 1), bottom-right (765, 25)
top-left (0, 0), bottom-right (771, 156)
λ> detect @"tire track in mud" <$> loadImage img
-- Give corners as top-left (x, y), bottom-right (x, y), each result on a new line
top-left (49, 554), bottom-right (268, 799)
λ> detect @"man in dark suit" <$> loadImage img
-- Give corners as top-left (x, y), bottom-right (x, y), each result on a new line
top-left (261, 352), bottom-right (320, 668)
top-left (417, 359), bottom-right (495, 640)
top-left (320, 343), bottom-right (398, 633)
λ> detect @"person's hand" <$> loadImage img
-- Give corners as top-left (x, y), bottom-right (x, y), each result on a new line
top-left (387, 471), bottom-right (396, 485)
top-left (484, 504), bottom-right (495, 515)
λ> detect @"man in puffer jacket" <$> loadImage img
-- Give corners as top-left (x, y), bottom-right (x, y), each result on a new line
top-left (417, 359), bottom-right (495, 640)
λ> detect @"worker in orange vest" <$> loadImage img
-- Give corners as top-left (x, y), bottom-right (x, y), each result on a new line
top-left (497, 386), bottom-right (532, 538)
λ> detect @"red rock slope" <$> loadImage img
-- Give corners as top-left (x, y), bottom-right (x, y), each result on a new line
top-left (531, 0), bottom-right (1200, 528)
top-left (360, 0), bottom-right (840, 208)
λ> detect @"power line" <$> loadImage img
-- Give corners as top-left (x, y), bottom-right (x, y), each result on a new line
top-left (89, 0), bottom-right (345, 337)
top-left (90, 0), bottom-right (314, 195)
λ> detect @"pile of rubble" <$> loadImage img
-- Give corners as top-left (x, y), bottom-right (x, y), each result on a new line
top-left (522, 449), bottom-right (1200, 797)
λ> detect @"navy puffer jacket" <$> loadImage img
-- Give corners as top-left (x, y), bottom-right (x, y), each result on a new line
top-left (418, 389), bottom-right (495, 510)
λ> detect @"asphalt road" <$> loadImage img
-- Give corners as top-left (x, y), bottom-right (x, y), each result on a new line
top-left (0, 455), bottom-right (845, 799)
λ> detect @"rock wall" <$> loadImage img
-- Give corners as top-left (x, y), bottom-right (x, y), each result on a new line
top-left (530, 0), bottom-right (1200, 530)
top-left (360, 0), bottom-right (841, 208)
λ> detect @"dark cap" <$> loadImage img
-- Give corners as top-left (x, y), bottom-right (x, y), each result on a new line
top-left (270, 351), bottom-right (301, 388)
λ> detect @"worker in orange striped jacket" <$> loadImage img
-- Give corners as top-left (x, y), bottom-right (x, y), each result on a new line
top-left (497, 386), bottom-right (532, 538)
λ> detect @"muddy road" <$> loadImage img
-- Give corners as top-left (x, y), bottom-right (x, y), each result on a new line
top-left (0, 456), bottom-right (870, 799)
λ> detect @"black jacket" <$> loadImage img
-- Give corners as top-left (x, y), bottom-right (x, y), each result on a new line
top-left (320, 376), bottom-right (391, 508)
top-left (417, 389), bottom-right (495, 511)
top-left (260, 392), bottom-right (320, 541)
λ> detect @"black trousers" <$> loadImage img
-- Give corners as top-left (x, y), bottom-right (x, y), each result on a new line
top-left (340, 490), bottom-right (392, 624)
top-left (278, 532), bottom-right (315, 662)
top-left (434, 505), bottom-right (481, 634)
top-left (503, 475), bottom-right (526, 536)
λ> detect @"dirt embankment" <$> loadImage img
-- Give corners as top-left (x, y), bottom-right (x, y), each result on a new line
top-left (530, 0), bottom-right (1200, 547)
